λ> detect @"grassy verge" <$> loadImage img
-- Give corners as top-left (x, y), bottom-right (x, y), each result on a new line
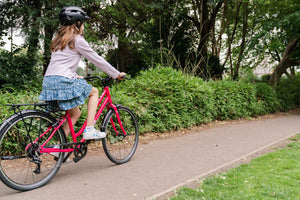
top-left (170, 134), bottom-right (300, 200)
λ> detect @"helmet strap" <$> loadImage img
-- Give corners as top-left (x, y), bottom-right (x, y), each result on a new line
top-left (76, 21), bottom-right (83, 31)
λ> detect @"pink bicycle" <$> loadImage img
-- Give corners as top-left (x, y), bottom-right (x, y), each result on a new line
top-left (0, 76), bottom-right (139, 191)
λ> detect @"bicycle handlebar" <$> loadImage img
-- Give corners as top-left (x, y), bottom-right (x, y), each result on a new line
top-left (85, 75), bottom-right (109, 82)
top-left (84, 75), bottom-right (126, 86)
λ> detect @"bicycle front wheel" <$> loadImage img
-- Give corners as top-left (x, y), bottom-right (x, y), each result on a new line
top-left (0, 110), bottom-right (66, 191)
top-left (102, 106), bottom-right (139, 164)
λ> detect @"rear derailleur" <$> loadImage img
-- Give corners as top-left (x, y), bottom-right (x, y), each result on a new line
top-left (26, 143), bottom-right (42, 174)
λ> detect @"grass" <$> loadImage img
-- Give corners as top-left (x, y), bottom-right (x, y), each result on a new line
top-left (170, 134), bottom-right (300, 200)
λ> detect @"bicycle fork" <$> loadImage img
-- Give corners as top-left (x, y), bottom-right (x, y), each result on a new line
top-left (105, 104), bottom-right (127, 137)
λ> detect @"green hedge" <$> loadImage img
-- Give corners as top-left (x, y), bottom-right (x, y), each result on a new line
top-left (1, 67), bottom-right (299, 134)
top-left (112, 67), bottom-right (216, 132)
top-left (0, 90), bottom-right (40, 121)
top-left (275, 75), bottom-right (300, 111)
top-left (112, 67), bottom-right (299, 133)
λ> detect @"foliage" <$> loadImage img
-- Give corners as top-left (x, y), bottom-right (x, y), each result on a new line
top-left (275, 74), bottom-right (300, 111)
top-left (1, 67), bottom-right (299, 134)
top-left (144, 0), bottom-right (196, 67)
top-left (112, 67), bottom-right (216, 133)
top-left (88, 0), bottom-right (162, 74)
top-left (0, 90), bottom-right (39, 122)
top-left (110, 67), bottom-right (299, 133)
top-left (0, 0), bottom-right (98, 78)
top-left (209, 80), bottom-right (258, 120)
top-left (206, 55), bottom-right (224, 80)
top-left (0, 48), bottom-right (42, 90)
top-left (247, 0), bottom-right (300, 84)
top-left (238, 67), bottom-right (259, 83)
top-left (1, 0), bottom-right (299, 84)
top-left (171, 134), bottom-right (300, 200)
top-left (255, 82), bottom-right (280, 114)
top-left (260, 74), bottom-right (272, 83)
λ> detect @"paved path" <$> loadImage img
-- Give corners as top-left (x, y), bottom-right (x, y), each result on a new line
top-left (1, 112), bottom-right (300, 200)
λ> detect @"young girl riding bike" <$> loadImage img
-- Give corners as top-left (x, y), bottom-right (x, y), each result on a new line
top-left (39, 6), bottom-right (126, 140)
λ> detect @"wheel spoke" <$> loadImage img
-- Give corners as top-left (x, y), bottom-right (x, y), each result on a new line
top-left (1, 155), bottom-right (27, 160)
top-left (0, 111), bottom-right (66, 191)
top-left (102, 106), bottom-right (139, 164)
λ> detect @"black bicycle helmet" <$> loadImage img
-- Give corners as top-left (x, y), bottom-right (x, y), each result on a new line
top-left (59, 6), bottom-right (90, 26)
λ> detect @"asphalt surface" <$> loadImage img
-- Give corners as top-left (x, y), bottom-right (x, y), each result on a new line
top-left (0, 111), bottom-right (300, 200)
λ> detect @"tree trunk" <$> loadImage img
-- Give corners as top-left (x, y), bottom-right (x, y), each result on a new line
top-left (269, 37), bottom-right (300, 86)
top-left (43, 26), bottom-right (55, 75)
top-left (233, 1), bottom-right (249, 80)
top-left (26, 1), bottom-right (42, 59)
top-left (117, 0), bottom-right (128, 72)
top-left (222, 1), bottom-right (241, 71)
top-left (24, 1), bottom-right (42, 77)
top-left (290, 66), bottom-right (295, 77)
top-left (193, 0), bottom-right (223, 77)
top-left (216, 0), bottom-right (228, 58)
top-left (211, 25), bottom-right (217, 55)
top-left (197, 0), bottom-right (209, 76)
top-left (42, 1), bottom-right (56, 75)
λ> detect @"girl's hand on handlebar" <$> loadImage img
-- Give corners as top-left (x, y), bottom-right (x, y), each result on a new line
top-left (117, 72), bottom-right (126, 80)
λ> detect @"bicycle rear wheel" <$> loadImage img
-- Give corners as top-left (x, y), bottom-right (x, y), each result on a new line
top-left (102, 106), bottom-right (139, 164)
top-left (0, 110), bottom-right (66, 191)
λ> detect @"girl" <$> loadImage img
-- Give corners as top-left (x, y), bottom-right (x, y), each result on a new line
top-left (39, 6), bottom-right (126, 140)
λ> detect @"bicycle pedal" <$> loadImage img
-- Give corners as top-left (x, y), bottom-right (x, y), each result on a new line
top-left (73, 156), bottom-right (83, 163)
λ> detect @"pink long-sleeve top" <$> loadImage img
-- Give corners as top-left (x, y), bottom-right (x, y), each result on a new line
top-left (45, 35), bottom-right (120, 79)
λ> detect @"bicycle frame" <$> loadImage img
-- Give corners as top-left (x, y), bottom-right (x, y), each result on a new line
top-left (27, 86), bottom-right (127, 154)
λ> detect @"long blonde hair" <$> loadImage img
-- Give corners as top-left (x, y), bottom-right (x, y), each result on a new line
top-left (50, 23), bottom-right (84, 52)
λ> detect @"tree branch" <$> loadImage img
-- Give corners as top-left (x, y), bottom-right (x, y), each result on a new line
top-left (290, 58), bottom-right (300, 66)
top-left (208, 1), bottom-right (224, 29)
top-left (269, 36), bottom-right (300, 86)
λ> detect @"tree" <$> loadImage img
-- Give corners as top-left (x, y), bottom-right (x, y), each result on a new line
top-left (188, 0), bottom-right (224, 77)
top-left (232, 1), bottom-right (249, 80)
top-left (86, 0), bottom-right (161, 75)
top-left (245, 0), bottom-right (300, 86)
top-left (146, 0), bottom-right (225, 78)
top-left (0, 0), bottom-right (95, 77)
top-left (0, 1), bottom-right (42, 87)
top-left (268, 1), bottom-right (300, 86)
top-left (143, 0), bottom-right (196, 69)
top-left (2, 0), bottom-right (298, 86)
top-left (0, 47), bottom-right (41, 89)
top-left (221, 0), bottom-right (242, 78)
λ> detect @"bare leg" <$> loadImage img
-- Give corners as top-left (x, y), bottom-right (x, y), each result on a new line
top-left (63, 107), bottom-right (81, 136)
top-left (86, 87), bottom-right (99, 127)
top-left (83, 87), bottom-right (106, 139)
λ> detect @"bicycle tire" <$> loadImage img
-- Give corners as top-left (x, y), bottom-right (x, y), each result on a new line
top-left (101, 106), bottom-right (139, 164)
top-left (0, 110), bottom-right (66, 191)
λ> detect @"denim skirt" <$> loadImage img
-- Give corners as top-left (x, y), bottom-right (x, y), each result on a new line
top-left (39, 76), bottom-right (92, 110)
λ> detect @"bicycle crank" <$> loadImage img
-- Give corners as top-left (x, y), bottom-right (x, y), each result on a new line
top-left (73, 143), bottom-right (88, 163)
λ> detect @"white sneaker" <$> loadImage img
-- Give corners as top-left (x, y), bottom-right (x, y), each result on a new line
top-left (83, 127), bottom-right (106, 140)
top-left (50, 145), bottom-right (61, 157)
top-left (50, 145), bottom-right (70, 162)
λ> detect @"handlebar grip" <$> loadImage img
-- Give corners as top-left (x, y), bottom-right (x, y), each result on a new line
top-left (119, 75), bottom-right (126, 80)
